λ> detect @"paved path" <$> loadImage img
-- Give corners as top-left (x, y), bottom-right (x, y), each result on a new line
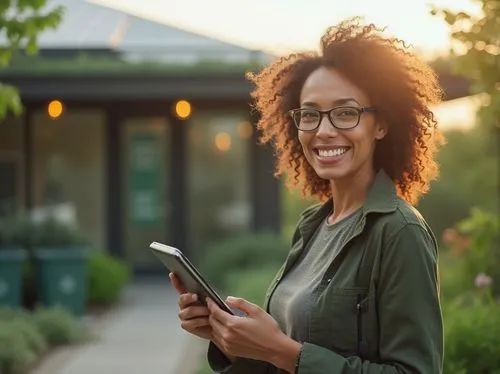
top-left (33, 278), bottom-right (206, 374)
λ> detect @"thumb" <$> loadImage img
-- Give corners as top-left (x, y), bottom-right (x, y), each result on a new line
top-left (226, 296), bottom-right (259, 315)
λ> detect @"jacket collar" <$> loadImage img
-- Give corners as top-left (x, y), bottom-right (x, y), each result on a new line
top-left (264, 170), bottom-right (399, 313)
top-left (299, 169), bottom-right (398, 234)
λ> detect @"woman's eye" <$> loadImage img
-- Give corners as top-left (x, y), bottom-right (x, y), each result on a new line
top-left (337, 109), bottom-right (357, 117)
top-left (302, 111), bottom-right (319, 119)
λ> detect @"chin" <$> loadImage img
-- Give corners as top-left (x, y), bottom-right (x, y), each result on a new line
top-left (315, 166), bottom-right (352, 182)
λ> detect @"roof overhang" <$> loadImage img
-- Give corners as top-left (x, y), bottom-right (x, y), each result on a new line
top-left (0, 69), bottom-right (471, 103)
top-left (0, 73), bottom-right (253, 102)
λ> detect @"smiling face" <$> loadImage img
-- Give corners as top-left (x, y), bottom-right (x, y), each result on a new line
top-left (297, 66), bottom-right (387, 183)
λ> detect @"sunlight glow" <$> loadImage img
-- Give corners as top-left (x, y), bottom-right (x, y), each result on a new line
top-left (90, 0), bottom-right (482, 59)
top-left (433, 94), bottom-right (489, 132)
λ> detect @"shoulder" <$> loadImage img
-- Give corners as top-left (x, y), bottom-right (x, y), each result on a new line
top-left (299, 202), bottom-right (324, 222)
top-left (289, 202), bottom-right (325, 244)
top-left (367, 197), bottom-right (438, 253)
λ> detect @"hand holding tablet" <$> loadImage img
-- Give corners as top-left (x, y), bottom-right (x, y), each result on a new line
top-left (149, 241), bottom-right (242, 316)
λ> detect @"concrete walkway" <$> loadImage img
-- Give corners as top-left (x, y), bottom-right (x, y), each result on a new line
top-left (33, 277), bottom-right (206, 374)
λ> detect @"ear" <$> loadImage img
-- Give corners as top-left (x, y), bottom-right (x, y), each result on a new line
top-left (374, 120), bottom-right (388, 140)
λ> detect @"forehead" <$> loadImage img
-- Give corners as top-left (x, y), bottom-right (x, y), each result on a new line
top-left (299, 66), bottom-right (369, 106)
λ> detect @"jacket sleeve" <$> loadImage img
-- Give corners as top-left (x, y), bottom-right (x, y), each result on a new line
top-left (207, 341), bottom-right (275, 374)
top-left (296, 223), bottom-right (444, 374)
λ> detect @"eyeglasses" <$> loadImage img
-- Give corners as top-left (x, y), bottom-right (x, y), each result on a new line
top-left (288, 106), bottom-right (377, 132)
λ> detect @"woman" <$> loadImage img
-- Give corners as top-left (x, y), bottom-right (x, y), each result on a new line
top-left (170, 18), bottom-right (444, 374)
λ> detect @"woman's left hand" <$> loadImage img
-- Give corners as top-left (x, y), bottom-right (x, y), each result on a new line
top-left (206, 296), bottom-right (301, 370)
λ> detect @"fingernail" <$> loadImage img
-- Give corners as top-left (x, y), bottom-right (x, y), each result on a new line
top-left (227, 296), bottom-right (236, 302)
top-left (192, 294), bottom-right (198, 301)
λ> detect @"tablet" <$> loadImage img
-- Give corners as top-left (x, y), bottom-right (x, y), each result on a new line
top-left (149, 241), bottom-right (235, 315)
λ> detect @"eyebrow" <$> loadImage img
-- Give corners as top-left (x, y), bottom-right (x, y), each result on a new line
top-left (301, 98), bottom-right (361, 107)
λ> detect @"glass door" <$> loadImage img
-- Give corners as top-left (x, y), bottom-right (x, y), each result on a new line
top-left (121, 117), bottom-right (171, 271)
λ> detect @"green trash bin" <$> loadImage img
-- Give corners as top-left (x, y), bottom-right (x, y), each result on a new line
top-left (34, 247), bottom-right (88, 316)
top-left (0, 248), bottom-right (27, 308)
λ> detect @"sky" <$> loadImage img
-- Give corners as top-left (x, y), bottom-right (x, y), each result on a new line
top-left (90, 0), bottom-right (481, 59)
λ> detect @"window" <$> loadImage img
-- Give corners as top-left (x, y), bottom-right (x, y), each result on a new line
top-left (32, 108), bottom-right (106, 249)
top-left (188, 110), bottom-right (253, 255)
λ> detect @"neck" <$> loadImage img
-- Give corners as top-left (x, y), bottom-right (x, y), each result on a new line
top-left (328, 167), bottom-right (376, 224)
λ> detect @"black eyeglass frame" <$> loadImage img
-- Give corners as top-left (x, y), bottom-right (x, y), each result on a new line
top-left (288, 106), bottom-right (377, 132)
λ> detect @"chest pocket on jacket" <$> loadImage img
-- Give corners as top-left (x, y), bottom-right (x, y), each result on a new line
top-left (309, 286), bottom-right (369, 357)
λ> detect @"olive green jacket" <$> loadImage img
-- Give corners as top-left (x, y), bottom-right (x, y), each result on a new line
top-left (208, 170), bottom-right (444, 373)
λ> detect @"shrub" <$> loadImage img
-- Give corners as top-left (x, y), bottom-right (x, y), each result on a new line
top-left (31, 216), bottom-right (89, 247)
top-left (455, 208), bottom-right (500, 297)
top-left (438, 250), bottom-right (475, 302)
top-left (225, 266), bottom-right (280, 307)
top-left (0, 307), bottom-right (31, 321)
top-left (200, 232), bottom-right (289, 290)
top-left (0, 308), bottom-right (46, 360)
top-left (0, 322), bottom-right (37, 374)
top-left (0, 213), bottom-right (36, 248)
top-left (32, 306), bottom-right (88, 345)
top-left (8, 318), bottom-right (47, 356)
top-left (0, 306), bottom-right (88, 373)
top-left (87, 251), bottom-right (130, 305)
top-left (443, 300), bottom-right (500, 374)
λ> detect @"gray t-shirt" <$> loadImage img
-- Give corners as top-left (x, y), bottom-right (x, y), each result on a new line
top-left (268, 208), bottom-right (362, 342)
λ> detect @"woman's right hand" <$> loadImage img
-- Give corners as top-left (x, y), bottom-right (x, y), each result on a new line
top-left (169, 272), bottom-right (213, 341)
top-left (170, 272), bottom-right (237, 363)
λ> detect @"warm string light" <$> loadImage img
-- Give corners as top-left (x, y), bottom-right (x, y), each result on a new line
top-left (174, 100), bottom-right (192, 120)
top-left (48, 100), bottom-right (63, 119)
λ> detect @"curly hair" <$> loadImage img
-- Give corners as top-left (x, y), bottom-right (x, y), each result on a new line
top-left (246, 17), bottom-right (445, 205)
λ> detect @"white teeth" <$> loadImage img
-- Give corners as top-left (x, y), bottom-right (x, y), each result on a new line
top-left (318, 148), bottom-right (348, 157)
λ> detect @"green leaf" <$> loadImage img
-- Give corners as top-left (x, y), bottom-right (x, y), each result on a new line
top-left (0, 0), bottom-right (64, 123)
top-left (0, 83), bottom-right (23, 120)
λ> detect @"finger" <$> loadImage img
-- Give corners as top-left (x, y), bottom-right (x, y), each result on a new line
top-left (207, 298), bottom-right (234, 325)
top-left (169, 272), bottom-right (188, 294)
top-left (206, 297), bottom-right (222, 315)
top-left (179, 293), bottom-right (199, 309)
top-left (181, 317), bottom-right (211, 331)
top-left (209, 312), bottom-right (237, 355)
top-left (179, 305), bottom-right (210, 321)
top-left (209, 312), bottom-right (226, 338)
top-left (226, 296), bottom-right (259, 316)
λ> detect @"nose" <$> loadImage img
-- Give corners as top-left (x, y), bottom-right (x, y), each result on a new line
top-left (315, 113), bottom-right (338, 138)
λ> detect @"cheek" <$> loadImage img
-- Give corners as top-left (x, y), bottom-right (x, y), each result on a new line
top-left (298, 133), bottom-right (310, 151)
top-left (350, 130), bottom-right (378, 156)
top-left (352, 119), bottom-right (381, 144)
top-left (298, 134), bottom-right (315, 162)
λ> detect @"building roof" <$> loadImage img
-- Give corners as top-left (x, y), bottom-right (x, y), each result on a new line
top-left (8, 0), bottom-right (272, 64)
top-left (0, 0), bottom-right (472, 102)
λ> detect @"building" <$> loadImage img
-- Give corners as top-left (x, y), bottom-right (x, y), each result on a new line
top-left (0, 0), bottom-right (471, 272)
top-left (0, 0), bottom-right (280, 273)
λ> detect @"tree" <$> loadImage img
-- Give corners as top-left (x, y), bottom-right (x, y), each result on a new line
top-left (431, 0), bottom-right (499, 136)
top-left (416, 2), bottom-right (500, 239)
top-left (429, 1), bottom-right (499, 218)
top-left (0, 0), bottom-right (63, 120)
top-left (418, 128), bottom-right (497, 236)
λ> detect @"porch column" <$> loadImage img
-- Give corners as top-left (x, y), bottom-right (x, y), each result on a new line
top-left (249, 115), bottom-right (281, 233)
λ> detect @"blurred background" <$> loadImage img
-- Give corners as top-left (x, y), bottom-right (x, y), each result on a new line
top-left (0, 0), bottom-right (498, 373)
